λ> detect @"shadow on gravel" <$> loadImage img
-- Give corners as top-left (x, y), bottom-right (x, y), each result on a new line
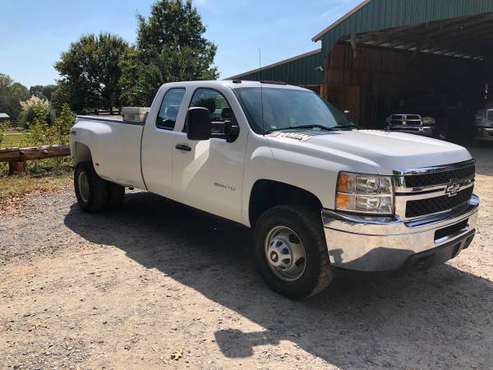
top-left (64, 193), bottom-right (493, 368)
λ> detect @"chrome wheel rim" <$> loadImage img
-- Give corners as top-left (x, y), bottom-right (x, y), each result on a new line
top-left (78, 171), bottom-right (90, 203)
top-left (265, 226), bottom-right (307, 282)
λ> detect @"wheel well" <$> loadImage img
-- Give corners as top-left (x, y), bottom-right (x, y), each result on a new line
top-left (73, 142), bottom-right (92, 166)
top-left (249, 180), bottom-right (323, 227)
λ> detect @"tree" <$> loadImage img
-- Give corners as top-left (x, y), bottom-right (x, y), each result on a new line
top-left (0, 74), bottom-right (14, 119)
top-left (120, 0), bottom-right (218, 106)
top-left (119, 47), bottom-right (144, 106)
top-left (0, 74), bottom-right (29, 121)
top-left (30, 85), bottom-right (57, 101)
top-left (50, 81), bottom-right (71, 113)
top-left (55, 33), bottom-right (130, 113)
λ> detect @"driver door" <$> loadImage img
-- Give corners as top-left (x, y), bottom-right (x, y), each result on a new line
top-left (172, 87), bottom-right (247, 223)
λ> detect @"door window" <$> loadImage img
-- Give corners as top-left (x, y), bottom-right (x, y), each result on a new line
top-left (156, 88), bottom-right (186, 130)
top-left (187, 88), bottom-right (236, 139)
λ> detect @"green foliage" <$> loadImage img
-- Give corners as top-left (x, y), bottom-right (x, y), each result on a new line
top-left (29, 85), bottom-right (57, 101)
top-left (25, 104), bottom-right (50, 146)
top-left (47, 104), bottom-right (75, 145)
top-left (23, 103), bottom-right (75, 147)
top-left (19, 96), bottom-right (50, 128)
top-left (0, 85), bottom-right (75, 176)
top-left (0, 122), bottom-right (8, 146)
top-left (11, 104), bottom-right (75, 175)
top-left (120, 0), bottom-right (218, 106)
top-left (119, 48), bottom-right (143, 106)
top-left (50, 81), bottom-right (71, 112)
top-left (0, 74), bottom-right (29, 121)
top-left (55, 33), bottom-right (130, 113)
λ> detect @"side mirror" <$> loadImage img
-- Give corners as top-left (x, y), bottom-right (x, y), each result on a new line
top-left (344, 110), bottom-right (352, 121)
top-left (224, 121), bottom-right (240, 143)
top-left (187, 107), bottom-right (211, 141)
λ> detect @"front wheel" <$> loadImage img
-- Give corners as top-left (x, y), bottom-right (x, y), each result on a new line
top-left (254, 205), bottom-right (333, 300)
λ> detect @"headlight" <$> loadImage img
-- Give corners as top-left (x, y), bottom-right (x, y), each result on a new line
top-left (422, 117), bottom-right (436, 125)
top-left (336, 172), bottom-right (394, 215)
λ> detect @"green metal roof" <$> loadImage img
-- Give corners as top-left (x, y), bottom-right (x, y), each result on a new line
top-left (314, 0), bottom-right (493, 56)
top-left (228, 49), bottom-right (323, 86)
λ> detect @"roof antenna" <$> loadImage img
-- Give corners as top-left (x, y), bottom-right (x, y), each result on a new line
top-left (259, 48), bottom-right (266, 134)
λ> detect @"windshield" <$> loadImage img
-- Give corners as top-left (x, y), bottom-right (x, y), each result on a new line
top-left (234, 87), bottom-right (352, 134)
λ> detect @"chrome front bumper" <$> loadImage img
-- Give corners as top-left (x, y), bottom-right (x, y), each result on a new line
top-left (322, 195), bottom-right (479, 272)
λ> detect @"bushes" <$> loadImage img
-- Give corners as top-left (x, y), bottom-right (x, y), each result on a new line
top-left (19, 96), bottom-right (51, 128)
top-left (49, 104), bottom-right (75, 145)
top-left (23, 103), bottom-right (75, 147)
top-left (0, 104), bottom-right (75, 177)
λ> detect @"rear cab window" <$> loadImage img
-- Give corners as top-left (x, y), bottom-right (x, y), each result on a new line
top-left (156, 88), bottom-right (186, 130)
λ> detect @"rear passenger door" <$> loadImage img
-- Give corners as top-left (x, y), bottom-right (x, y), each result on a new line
top-left (141, 87), bottom-right (187, 198)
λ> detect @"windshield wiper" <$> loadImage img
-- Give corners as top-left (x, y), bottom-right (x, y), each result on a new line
top-left (266, 124), bottom-right (337, 134)
top-left (266, 123), bottom-right (359, 134)
top-left (334, 123), bottom-right (359, 130)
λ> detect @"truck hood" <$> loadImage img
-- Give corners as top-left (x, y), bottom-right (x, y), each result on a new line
top-left (269, 130), bottom-right (471, 174)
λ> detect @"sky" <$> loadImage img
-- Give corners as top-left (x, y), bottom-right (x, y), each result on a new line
top-left (0, 0), bottom-right (362, 88)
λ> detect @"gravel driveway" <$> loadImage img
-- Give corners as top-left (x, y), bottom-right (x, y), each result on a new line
top-left (1, 147), bottom-right (492, 369)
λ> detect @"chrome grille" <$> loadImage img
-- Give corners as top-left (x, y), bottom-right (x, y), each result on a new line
top-left (394, 160), bottom-right (476, 220)
top-left (404, 164), bottom-right (475, 189)
top-left (406, 187), bottom-right (473, 218)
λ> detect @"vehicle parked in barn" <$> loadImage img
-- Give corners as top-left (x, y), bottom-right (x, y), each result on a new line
top-left (385, 114), bottom-right (436, 137)
top-left (70, 81), bottom-right (479, 299)
top-left (474, 107), bottom-right (493, 143)
top-left (385, 94), bottom-right (469, 140)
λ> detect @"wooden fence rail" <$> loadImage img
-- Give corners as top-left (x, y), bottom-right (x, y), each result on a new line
top-left (0, 145), bottom-right (71, 175)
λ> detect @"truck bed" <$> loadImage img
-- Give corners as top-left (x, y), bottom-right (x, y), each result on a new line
top-left (74, 115), bottom-right (146, 189)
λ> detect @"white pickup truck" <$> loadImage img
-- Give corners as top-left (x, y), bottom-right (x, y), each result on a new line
top-left (70, 81), bottom-right (479, 299)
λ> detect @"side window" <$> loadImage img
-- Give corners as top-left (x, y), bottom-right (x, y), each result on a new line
top-left (156, 88), bottom-right (186, 130)
top-left (187, 88), bottom-right (236, 139)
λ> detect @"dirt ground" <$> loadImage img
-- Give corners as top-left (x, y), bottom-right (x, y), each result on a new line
top-left (1, 146), bottom-right (492, 370)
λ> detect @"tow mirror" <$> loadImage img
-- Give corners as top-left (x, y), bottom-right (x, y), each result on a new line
top-left (187, 107), bottom-right (211, 141)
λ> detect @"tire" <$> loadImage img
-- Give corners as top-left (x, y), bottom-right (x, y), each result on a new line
top-left (254, 205), bottom-right (333, 300)
top-left (74, 161), bottom-right (109, 213)
top-left (107, 182), bottom-right (125, 208)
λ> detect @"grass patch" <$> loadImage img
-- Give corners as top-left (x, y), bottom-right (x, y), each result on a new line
top-left (1, 131), bottom-right (29, 148)
top-left (0, 170), bottom-right (72, 203)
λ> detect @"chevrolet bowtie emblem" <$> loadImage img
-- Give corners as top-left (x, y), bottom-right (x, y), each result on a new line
top-left (445, 179), bottom-right (461, 197)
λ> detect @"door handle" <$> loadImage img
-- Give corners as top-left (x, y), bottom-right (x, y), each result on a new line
top-left (175, 144), bottom-right (192, 152)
